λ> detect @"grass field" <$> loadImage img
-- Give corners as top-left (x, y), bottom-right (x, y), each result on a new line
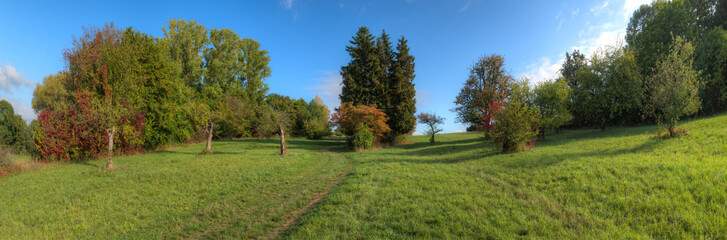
top-left (1, 113), bottom-right (726, 239)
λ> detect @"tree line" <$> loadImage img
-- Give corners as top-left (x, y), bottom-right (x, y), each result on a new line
top-left (0, 19), bottom-right (334, 164)
top-left (454, 0), bottom-right (727, 152)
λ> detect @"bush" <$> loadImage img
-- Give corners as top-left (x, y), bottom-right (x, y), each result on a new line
top-left (0, 146), bottom-right (12, 169)
top-left (331, 102), bottom-right (390, 142)
top-left (491, 101), bottom-right (540, 153)
top-left (351, 124), bottom-right (374, 150)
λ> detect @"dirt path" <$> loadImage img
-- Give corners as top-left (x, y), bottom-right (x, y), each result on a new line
top-left (266, 151), bottom-right (353, 239)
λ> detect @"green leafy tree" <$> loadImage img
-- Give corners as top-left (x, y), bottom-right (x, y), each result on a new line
top-left (570, 45), bottom-right (644, 130)
top-left (452, 54), bottom-right (512, 136)
top-left (303, 95), bottom-right (332, 139)
top-left (647, 37), bottom-right (701, 137)
top-left (416, 112), bottom-right (444, 144)
top-left (32, 72), bottom-right (70, 113)
top-left (626, 0), bottom-right (699, 77)
top-left (533, 78), bottom-right (572, 139)
top-left (0, 100), bottom-right (31, 153)
top-left (561, 50), bottom-right (588, 126)
top-left (162, 18), bottom-right (208, 90)
top-left (694, 27), bottom-right (727, 113)
top-left (491, 101), bottom-right (540, 153)
top-left (121, 28), bottom-right (192, 149)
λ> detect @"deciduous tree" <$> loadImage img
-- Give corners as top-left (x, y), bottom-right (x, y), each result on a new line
top-left (647, 37), bottom-right (701, 137)
top-left (452, 54), bottom-right (512, 136)
top-left (416, 112), bottom-right (444, 144)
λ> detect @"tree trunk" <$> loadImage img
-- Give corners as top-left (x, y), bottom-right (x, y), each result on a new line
top-left (391, 132), bottom-right (398, 146)
top-left (429, 134), bottom-right (435, 145)
top-left (279, 125), bottom-right (287, 155)
top-left (206, 122), bottom-right (214, 153)
top-left (106, 126), bottom-right (116, 169)
top-left (600, 119), bottom-right (607, 131)
top-left (540, 127), bottom-right (545, 140)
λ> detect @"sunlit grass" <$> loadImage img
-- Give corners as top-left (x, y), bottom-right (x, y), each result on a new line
top-left (2, 114), bottom-right (726, 239)
top-left (0, 138), bottom-right (351, 239)
top-left (286, 113), bottom-right (727, 239)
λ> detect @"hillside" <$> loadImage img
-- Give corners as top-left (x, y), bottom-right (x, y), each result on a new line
top-left (2, 113), bottom-right (726, 239)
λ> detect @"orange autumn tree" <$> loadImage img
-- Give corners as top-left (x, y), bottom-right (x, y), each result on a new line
top-left (331, 102), bottom-right (391, 146)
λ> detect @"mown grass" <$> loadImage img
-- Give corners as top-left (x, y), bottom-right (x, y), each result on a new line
top-left (2, 114), bottom-right (726, 239)
top-left (285, 113), bottom-right (727, 239)
top-left (0, 138), bottom-right (351, 239)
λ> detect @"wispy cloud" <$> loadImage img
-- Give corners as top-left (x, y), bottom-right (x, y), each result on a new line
top-left (572, 8), bottom-right (580, 16)
top-left (459, 0), bottom-right (473, 12)
top-left (590, 0), bottom-right (611, 15)
top-left (307, 71), bottom-right (343, 109)
top-left (0, 64), bottom-right (33, 93)
top-left (280, 0), bottom-right (294, 10)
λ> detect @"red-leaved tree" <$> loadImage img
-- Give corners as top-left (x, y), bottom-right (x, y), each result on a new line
top-left (331, 102), bottom-right (391, 143)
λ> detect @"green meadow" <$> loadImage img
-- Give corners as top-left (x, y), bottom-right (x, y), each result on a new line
top-left (2, 113), bottom-right (726, 239)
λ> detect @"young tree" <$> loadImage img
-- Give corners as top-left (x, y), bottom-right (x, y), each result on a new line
top-left (417, 112), bottom-right (444, 144)
top-left (386, 37), bottom-right (417, 145)
top-left (533, 78), bottom-right (572, 139)
top-left (452, 54), bottom-right (512, 136)
top-left (491, 101), bottom-right (540, 153)
top-left (647, 37), bottom-right (701, 137)
top-left (257, 106), bottom-right (293, 155)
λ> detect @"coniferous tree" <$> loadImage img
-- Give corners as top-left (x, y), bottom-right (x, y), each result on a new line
top-left (387, 37), bottom-right (417, 144)
top-left (340, 27), bottom-right (380, 106)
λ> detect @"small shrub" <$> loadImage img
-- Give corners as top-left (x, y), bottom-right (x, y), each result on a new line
top-left (351, 124), bottom-right (374, 150)
top-left (491, 101), bottom-right (540, 153)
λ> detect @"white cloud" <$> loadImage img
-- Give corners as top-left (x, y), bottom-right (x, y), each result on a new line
top-left (0, 64), bottom-right (33, 92)
top-left (281, 0), bottom-right (294, 10)
top-left (459, 0), bottom-right (473, 12)
top-left (521, 56), bottom-right (564, 84)
top-left (0, 97), bottom-right (35, 122)
top-left (623, 0), bottom-right (652, 20)
top-left (308, 71), bottom-right (342, 110)
top-left (572, 8), bottom-right (580, 16)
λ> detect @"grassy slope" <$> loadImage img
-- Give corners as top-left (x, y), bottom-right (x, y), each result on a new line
top-left (0, 138), bottom-right (351, 239)
top-left (1, 114), bottom-right (725, 239)
top-left (286, 114), bottom-right (727, 239)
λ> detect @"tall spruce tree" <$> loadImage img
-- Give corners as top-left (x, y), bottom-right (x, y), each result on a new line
top-left (340, 27), bottom-right (380, 106)
top-left (387, 37), bottom-right (417, 144)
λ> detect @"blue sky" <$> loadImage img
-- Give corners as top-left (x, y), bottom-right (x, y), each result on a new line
top-left (0, 0), bottom-right (650, 134)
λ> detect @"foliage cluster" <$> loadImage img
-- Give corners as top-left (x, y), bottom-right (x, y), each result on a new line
top-left (351, 124), bottom-right (374, 150)
top-left (0, 100), bottom-right (33, 154)
top-left (331, 102), bottom-right (390, 148)
top-left (490, 101), bottom-right (540, 153)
